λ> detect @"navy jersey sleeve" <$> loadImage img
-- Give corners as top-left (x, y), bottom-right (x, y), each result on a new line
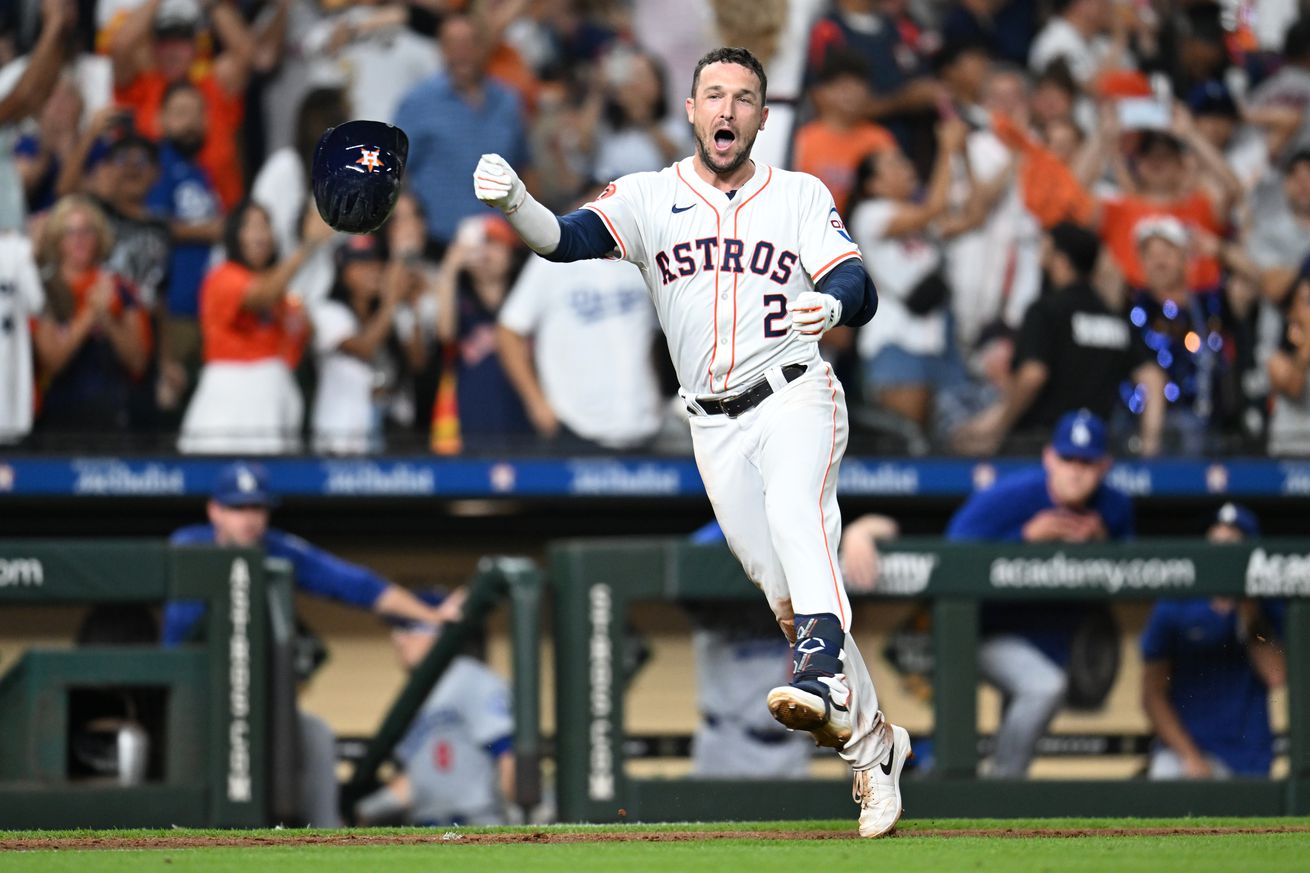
top-left (542, 209), bottom-right (619, 263)
top-left (264, 529), bottom-right (388, 608)
top-left (816, 259), bottom-right (878, 327)
top-left (1140, 602), bottom-right (1178, 662)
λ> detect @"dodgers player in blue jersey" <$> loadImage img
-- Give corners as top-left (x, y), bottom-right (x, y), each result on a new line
top-left (165, 461), bottom-right (463, 826)
top-left (947, 409), bottom-right (1134, 777)
top-left (1141, 504), bottom-right (1286, 778)
top-left (163, 462), bottom-right (461, 645)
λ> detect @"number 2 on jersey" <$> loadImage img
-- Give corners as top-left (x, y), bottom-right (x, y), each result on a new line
top-left (763, 293), bottom-right (787, 338)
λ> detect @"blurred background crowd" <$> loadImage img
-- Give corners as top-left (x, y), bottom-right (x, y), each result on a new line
top-left (3, 0), bottom-right (1310, 458)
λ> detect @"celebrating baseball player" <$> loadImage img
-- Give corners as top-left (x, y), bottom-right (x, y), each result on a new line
top-left (474, 46), bottom-right (909, 837)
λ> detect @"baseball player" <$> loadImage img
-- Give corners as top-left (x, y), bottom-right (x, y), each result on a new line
top-left (1141, 503), bottom-right (1285, 779)
top-left (474, 46), bottom-right (909, 837)
top-left (355, 593), bottom-right (514, 827)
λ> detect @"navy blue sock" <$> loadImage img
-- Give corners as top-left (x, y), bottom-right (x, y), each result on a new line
top-left (791, 612), bottom-right (845, 681)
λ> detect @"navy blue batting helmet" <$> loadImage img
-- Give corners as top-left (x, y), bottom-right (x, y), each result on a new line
top-left (312, 120), bottom-right (409, 234)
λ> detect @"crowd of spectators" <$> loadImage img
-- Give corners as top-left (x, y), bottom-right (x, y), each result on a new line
top-left (3, 0), bottom-right (1310, 457)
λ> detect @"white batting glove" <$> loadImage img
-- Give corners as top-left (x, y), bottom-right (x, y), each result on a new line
top-left (788, 291), bottom-right (842, 342)
top-left (473, 153), bottom-right (527, 214)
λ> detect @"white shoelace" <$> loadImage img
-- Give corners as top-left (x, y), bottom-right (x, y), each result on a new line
top-left (852, 769), bottom-right (872, 804)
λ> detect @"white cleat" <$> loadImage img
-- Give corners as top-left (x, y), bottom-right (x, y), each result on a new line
top-left (765, 680), bottom-right (853, 750)
top-left (854, 723), bottom-right (911, 838)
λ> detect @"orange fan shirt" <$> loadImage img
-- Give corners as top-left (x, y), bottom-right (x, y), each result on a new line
top-left (793, 120), bottom-right (896, 215)
top-left (199, 261), bottom-right (306, 367)
top-left (1100, 193), bottom-right (1223, 288)
top-left (116, 69), bottom-right (245, 210)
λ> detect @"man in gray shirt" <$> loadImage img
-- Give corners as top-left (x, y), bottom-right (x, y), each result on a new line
top-left (1247, 151), bottom-right (1310, 305)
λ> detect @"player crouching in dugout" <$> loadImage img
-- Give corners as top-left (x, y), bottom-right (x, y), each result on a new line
top-left (354, 592), bottom-right (515, 827)
top-left (1141, 503), bottom-right (1286, 779)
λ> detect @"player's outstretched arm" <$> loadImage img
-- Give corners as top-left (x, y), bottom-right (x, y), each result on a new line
top-left (475, 153), bottom-right (561, 251)
top-left (474, 154), bottom-right (617, 262)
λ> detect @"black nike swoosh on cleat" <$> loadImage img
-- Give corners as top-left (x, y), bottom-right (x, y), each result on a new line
top-left (672, 204), bottom-right (695, 213)
top-left (880, 755), bottom-right (895, 776)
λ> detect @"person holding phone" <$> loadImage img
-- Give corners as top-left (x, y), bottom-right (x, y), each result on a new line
top-left (848, 116), bottom-right (971, 430)
top-left (1077, 97), bottom-right (1243, 290)
top-left (431, 215), bottom-right (532, 450)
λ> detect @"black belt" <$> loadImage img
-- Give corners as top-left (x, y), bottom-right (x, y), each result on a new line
top-left (691, 364), bottom-right (807, 418)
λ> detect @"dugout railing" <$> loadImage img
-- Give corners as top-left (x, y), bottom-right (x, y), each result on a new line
top-left (539, 538), bottom-right (1310, 822)
top-left (0, 543), bottom-right (531, 830)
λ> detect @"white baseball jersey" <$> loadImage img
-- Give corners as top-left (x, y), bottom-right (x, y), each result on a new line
top-left (499, 256), bottom-right (662, 448)
top-left (0, 235), bottom-right (44, 444)
top-left (581, 156), bottom-right (862, 396)
top-left (573, 155), bottom-right (893, 775)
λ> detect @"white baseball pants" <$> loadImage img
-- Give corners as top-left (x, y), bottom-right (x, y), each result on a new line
top-left (687, 361), bottom-right (891, 770)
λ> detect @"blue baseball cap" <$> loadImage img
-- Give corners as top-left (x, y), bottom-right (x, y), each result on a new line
top-left (1051, 409), bottom-right (1108, 461)
top-left (1186, 80), bottom-right (1238, 118)
top-left (211, 462), bottom-right (277, 508)
top-left (1214, 502), bottom-right (1260, 537)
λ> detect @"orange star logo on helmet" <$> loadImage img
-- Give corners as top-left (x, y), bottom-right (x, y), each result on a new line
top-left (355, 148), bottom-right (384, 173)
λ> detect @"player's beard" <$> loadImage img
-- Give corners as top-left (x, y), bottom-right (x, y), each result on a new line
top-left (696, 126), bottom-right (756, 177)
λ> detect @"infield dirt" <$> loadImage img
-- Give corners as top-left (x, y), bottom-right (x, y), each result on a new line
top-left (5, 825), bottom-right (1310, 851)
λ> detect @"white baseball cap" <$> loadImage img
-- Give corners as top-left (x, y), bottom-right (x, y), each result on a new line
top-left (1133, 215), bottom-right (1188, 250)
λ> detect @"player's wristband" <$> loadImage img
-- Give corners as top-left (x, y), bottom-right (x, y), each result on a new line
top-left (502, 190), bottom-right (562, 255)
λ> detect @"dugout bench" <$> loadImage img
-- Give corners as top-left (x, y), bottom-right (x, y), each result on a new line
top-left (535, 538), bottom-right (1310, 821)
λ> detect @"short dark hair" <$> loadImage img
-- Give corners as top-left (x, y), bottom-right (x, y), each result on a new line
top-left (932, 38), bottom-right (991, 75)
top-left (161, 78), bottom-right (202, 108)
top-left (815, 49), bottom-right (870, 86)
top-left (295, 88), bottom-right (348, 172)
top-left (1286, 17), bottom-right (1310, 61)
top-left (1133, 129), bottom-right (1184, 159)
top-left (1048, 221), bottom-right (1101, 278)
top-left (1287, 148), bottom-right (1310, 175)
top-left (107, 133), bottom-right (158, 164)
top-left (1035, 58), bottom-right (1078, 96)
top-left (690, 46), bottom-right (767, 102)
top-left (1177, 2), bottom-right (1227, 45)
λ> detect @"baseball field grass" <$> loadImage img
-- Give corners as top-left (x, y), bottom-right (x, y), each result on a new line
top-left (4, 818), bottom-right (1309, 873)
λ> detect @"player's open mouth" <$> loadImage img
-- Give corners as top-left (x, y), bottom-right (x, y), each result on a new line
top-left (713, 128), bottom-right (736, 153)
